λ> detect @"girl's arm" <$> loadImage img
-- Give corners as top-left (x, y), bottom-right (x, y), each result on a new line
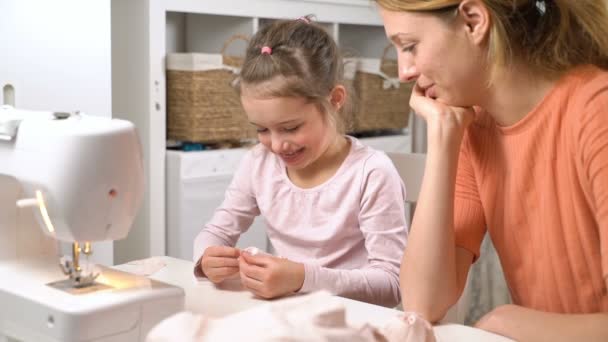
top-left (193, 150), bottom-right (261, 271)
top-left (297, 263), bottom-right (402, 308)
top-left (295, 153), bottom-right (408, 308)
top-left (237, 250), bottom-right (403, 307)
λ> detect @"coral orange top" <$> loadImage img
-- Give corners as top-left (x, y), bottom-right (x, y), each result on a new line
top-left (454, 65), bottom-right (608, 313)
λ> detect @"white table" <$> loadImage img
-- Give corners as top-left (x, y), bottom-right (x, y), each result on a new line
top-left (115, 257), bottom-right (513, 342)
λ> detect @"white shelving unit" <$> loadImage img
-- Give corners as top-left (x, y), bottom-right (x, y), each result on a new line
top-left (111, 0), bottom-right (418, 263)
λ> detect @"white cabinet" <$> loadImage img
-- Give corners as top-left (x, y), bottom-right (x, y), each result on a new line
top-left (166, 149), bottom-right (269, 260)
top-left (111, 0), bottom-right (416, 263)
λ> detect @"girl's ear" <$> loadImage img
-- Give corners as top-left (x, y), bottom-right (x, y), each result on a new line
top-left (458, 0), bottom-right (490, 46)
top-left (329, 85), bottom-right (346, 110)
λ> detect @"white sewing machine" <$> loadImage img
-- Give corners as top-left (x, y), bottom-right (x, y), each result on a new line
top-left (0, 106), bottom-right (184, 342)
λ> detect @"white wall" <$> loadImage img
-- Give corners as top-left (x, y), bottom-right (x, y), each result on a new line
top-left (0, 0), bottom-right (111, 115)
top-left (0, 0), bottom-right (114, 265)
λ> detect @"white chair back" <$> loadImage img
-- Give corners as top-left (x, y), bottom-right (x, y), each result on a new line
top-left (386, 152), bottom-right (426, 204)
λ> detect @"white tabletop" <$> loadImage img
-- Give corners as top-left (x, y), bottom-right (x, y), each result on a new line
top-left (115, 256), bottom-right (513, 342)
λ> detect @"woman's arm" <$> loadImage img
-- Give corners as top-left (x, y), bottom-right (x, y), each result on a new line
top-left (400, 84), bottom-right (477, 322)
top-left (476, 304), bottom-right (608, 342)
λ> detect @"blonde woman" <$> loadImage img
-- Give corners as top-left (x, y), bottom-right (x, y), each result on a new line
top-left (377, 0), bottom-right (608, 340)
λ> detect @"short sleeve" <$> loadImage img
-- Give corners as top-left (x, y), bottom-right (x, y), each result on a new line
top-left (453, 131), bottom-right (487, 262)
top-left (576, 75), bottom-right (608, 278)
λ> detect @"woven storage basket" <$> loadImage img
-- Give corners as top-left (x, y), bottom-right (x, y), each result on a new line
top-left (166, 35), bottom-right (256, 143)
top-left (351, 45), bottom-right (413, 133)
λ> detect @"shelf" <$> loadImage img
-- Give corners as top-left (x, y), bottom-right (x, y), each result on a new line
top-left (338, 24), bottom-right (390, 59)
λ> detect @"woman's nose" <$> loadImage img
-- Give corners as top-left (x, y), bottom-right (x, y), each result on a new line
top-left (399, 64), bottom-right (418, 82)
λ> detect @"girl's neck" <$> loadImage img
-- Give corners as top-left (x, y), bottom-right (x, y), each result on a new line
top-left (481, 64), bottom-right (559, 127)
top-left (287, 135), bottom-right (350, 189)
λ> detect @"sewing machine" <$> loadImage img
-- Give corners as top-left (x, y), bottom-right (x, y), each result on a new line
top-left (0, 106), bottom-right (184, 341)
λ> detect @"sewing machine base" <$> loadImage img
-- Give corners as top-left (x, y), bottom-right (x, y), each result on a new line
top-left (0, 258), bottom-right (184, 342)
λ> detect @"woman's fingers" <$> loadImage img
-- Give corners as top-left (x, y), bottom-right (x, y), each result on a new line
top-left (408, 81), bottom-right (477, 146)
top-left (409, 82), bottom-right (440, 120)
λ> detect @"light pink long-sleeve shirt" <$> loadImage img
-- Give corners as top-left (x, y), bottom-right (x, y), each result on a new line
top-left (193, 136), bottom-right (408, 307)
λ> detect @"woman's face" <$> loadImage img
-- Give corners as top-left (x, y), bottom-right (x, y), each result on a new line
top-left (241, 94), bottom-right (337, 171)
top-left (379, 5), bottom-right (488, 107)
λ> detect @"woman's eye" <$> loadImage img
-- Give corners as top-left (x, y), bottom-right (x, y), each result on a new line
top-left (256, 128), bottom-right (268, 133)
top-left (402, 44), bottom-right (416, 53)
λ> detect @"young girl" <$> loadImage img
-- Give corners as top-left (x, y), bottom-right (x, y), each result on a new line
top-left (192, 16), bottom-right (408, 308)
top-left (377, 0), bottom-right (608, 340)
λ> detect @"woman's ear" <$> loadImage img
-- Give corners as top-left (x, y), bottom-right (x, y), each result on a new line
top-left (458, 0), bottom-right (490, 45)
top-left (329, 85), bottom-right (346, 110)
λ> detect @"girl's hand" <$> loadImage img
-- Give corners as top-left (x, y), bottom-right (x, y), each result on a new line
top-left (409, 82), bottom-right (476, 149)
top-left (200, 246), bottom-right (241, 284)
top-left (238, 251), bottom-right (305, 299)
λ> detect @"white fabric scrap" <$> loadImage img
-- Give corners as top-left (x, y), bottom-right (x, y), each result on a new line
top-left (146, 291), bottom-right (436, 342)
top-left (121, 257), bottom-right (167, 276)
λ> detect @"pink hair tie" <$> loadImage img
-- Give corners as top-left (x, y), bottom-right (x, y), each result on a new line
top-left (296, 16), bottom-right (310, 24)
top-left (261, 46), bottom-right (272, 55)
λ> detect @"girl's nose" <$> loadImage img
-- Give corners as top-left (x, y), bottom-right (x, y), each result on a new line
top-left (271, 137), bottom-right (289, 153)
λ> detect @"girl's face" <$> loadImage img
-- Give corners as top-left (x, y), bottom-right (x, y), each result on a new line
top-left (241, 94), bottom-right (337, 171)
top-left (379, 5), bottom-right (488, 107)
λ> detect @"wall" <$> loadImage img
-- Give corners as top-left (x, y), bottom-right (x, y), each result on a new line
top-left (0, 0), bottom-right (114, 264)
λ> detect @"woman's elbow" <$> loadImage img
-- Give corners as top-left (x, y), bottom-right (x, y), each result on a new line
top-left (400, 293), bottom-right (454, 323)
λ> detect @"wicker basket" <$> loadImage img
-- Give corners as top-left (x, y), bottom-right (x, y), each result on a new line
top-left (352, 45), bottom-right (413, 133)
top-left (166, 35), bottom-right (256, 143)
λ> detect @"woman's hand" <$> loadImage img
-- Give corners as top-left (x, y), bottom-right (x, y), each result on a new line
top-left (239, 251), bottom-right (305, 299)
top-left (200, 246), bottom-right (241, 284)
top-left (475, 304), bottom-right (608, 341)
top-left (409, 82), bottom-right (476, 149)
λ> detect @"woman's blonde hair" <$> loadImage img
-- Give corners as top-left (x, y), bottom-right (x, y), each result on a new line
top-left (237, 15), bottom-right (352, 133)
top-left (376, 0), bottom-right (608, 78)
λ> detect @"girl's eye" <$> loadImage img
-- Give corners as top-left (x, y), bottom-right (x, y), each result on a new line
top-left (284, 125), bottom-right (300, 132)
top-left (256, 128), bottom-right (268, 133)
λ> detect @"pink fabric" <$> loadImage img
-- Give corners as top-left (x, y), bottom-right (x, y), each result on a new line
top-left (193, 136), bottom-right (408, 307)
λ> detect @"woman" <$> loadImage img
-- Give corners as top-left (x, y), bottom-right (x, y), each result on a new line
top-left (376, 0), bottom-right (608, 340)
